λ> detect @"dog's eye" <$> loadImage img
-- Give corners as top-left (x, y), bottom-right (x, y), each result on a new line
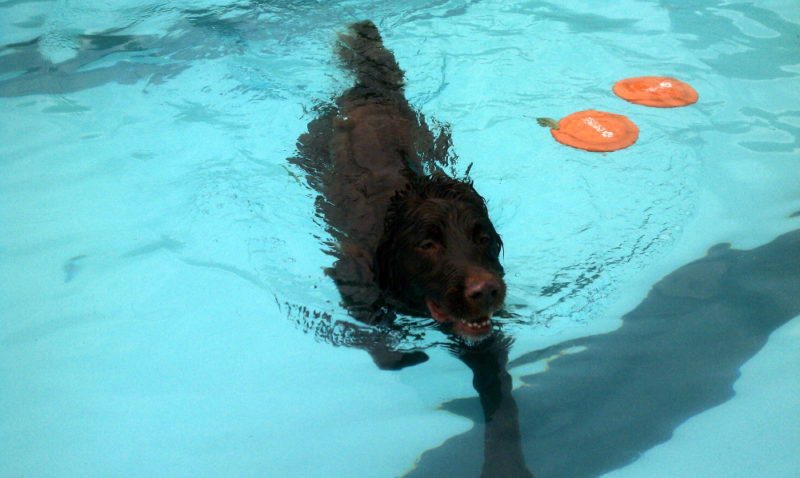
top-left (418, 239), bottom-right (437, 250)
top-left (477, 234), bottom-right (491, 246)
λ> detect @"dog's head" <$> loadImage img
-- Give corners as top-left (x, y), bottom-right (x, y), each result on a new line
top-left (376, 175), bottom-right (506, 338)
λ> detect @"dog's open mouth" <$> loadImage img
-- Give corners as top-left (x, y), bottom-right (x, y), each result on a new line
top-left (425, 298), bottom-right (493, 337)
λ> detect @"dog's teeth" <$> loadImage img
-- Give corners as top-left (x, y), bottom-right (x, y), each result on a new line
top-left (460, 318), bottom-right (490, 329)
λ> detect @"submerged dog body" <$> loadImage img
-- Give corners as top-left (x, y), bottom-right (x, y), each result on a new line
top-left (292, 20), bottom-right (505, 339)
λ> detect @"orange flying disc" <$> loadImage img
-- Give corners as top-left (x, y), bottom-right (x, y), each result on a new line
top-left (550, 110), bottom-right (639, 152)
top-left (613, 76), bottom-right (698, 107)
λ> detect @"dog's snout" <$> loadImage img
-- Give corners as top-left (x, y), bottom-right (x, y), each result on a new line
top-left (466, 280), bottom-right (497, 300)
top-left (465, 272), bottom-right (505, 308)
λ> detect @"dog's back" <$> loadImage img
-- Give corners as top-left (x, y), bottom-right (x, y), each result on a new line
top-left (292, 21), bottom-right (433, 320)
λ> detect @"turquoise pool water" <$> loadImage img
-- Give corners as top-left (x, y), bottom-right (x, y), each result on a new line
top-left (1, 1), bottom-right (798, 477)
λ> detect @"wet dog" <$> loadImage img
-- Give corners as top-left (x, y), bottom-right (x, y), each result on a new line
top-left (291, 20), bottom-right (506, 365)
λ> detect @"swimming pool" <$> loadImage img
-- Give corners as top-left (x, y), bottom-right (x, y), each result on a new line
top-left (1, 1), bottom-right (798, 477)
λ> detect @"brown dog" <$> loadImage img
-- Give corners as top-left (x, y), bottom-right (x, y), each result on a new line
top-left (291, 20), bottom-right (505, 366)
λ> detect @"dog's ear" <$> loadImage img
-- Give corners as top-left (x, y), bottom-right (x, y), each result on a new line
top-left (375, 232), bottom-right (396, 292)
top-left (375, 188), bottom-right (410, 292)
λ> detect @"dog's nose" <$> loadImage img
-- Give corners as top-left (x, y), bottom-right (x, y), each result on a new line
top-left (465, 273), bottom-right (505, 308)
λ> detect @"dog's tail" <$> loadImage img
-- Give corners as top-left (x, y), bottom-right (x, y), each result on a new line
top-left (337, 20), bottom-right (404, 94)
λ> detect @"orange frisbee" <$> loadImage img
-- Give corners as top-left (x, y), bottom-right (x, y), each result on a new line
top-left (613, 76), bottom-right (698, 107)
top-left (549, 110), bottom-right (639, 152)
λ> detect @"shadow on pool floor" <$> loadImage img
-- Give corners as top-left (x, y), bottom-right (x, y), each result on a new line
top-left (406, 228), bottom-right (800, 478)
